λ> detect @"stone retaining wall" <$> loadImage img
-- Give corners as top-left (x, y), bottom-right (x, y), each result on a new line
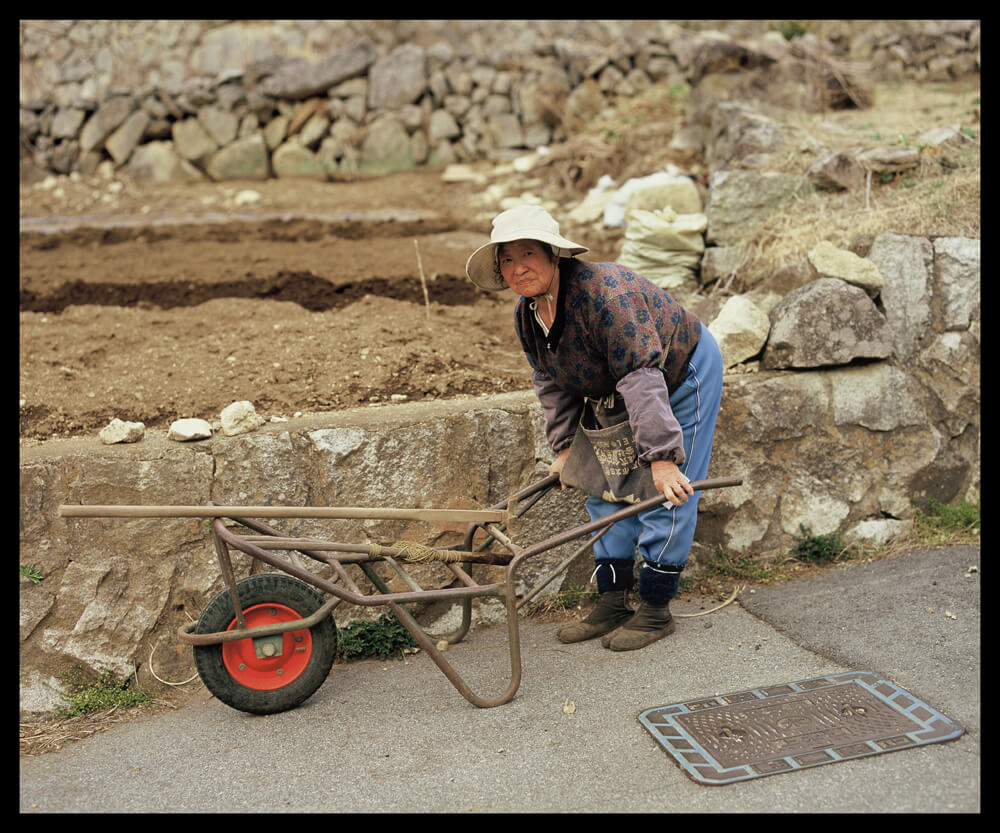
top-left (19, 19), bottom-right (981, 183)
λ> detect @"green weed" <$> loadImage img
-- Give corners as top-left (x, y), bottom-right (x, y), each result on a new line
top-left (55, 666), bottom-right (152, 719)
top-left (337, 612), bottom-right (418, 661)
top-left (791, 525), bottom-right (852, 563)
top-left (700, 525), bottom-right (855, 586)
top-left (701, 548), bottom-right (787, 584)
top-left (769, 20), bottom-right (815, 41)
top-left (915, 498), bottom-right (980, 536)
top-left (20, 563), bottom-right (43, 584)
top-left (550, 585), bottom-right (599, 610)
top-left (666, 82), bottom-right (690, 100)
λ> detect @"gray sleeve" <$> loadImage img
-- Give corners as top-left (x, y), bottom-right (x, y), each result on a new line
top-left (615, 367), bottom-right (685, 465)
top-left (532, 370), bottom-right (583, 453)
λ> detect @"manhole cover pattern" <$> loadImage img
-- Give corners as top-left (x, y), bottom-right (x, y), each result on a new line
top-left (638, 671), bottom-right (964, 785)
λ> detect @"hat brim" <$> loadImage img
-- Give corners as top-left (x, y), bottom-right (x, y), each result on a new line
top-left (465, 233), bottom-right (588, 291)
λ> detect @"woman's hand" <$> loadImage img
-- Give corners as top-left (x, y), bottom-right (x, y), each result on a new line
top-left (548, 447), bottom-right (572, 490)
top-left (651, 460), bottom-right (693, 507)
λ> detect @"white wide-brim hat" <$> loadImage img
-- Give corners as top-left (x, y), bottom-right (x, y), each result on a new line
top-left (465, 205), bottom-right (588, 291)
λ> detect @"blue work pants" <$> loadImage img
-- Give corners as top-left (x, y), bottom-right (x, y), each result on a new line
top-left (586, 326), bottom-right (723, 601)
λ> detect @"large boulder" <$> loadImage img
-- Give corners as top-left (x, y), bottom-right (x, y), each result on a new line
top-left (762, 278), bottom-right (892, 369)
top-left (358, 114), bottom-right (416, 176)
top-left (367, 43), bottom-right (427, 110)
top-left (51, 107), bottom-right (86, 140)
top-left (705, 170), bottom-right (803, 246)
top-left (205, 133), bottom-right (270, 181)
top-left (706, 102), bottom-right (787, 170)
top-left (123, 141), bottom-right (205, 184)
top-left (197, 105), bottom-right (239, 147)
top-left (934, 237), bottom-right (980, 330)
top-left (866, 233), bottom-right (934, 361)
top-left (708, 294), bottom-right (771, 368)
top-left (189, 22), bottom-right (278, 75)
top-left (807, 150), bottom-right (867, 191)
top-left (913, 328), bottom-right (980, 438)
top-left (104, 111), bottom-right (150, 166)
top-left (260, 41), bottom-right (378, 100)
top-left (272, 140), bottom-right (328, 179)
top-left (19, 442), bottom-right (217, 712)
top-left (428, 109), bottom-right (461, 144)
top-left (79, 95), bottom-right (135, 154)
top-left (807, 240), bottom-right (884, 294)
top-left (486, 113), bottom-right (524, 150)
top-left (171, 117), bottom-right (218, 164)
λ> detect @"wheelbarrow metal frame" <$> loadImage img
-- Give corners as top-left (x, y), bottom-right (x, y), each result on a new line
top-left (61, 474), bottom-right (741, 709)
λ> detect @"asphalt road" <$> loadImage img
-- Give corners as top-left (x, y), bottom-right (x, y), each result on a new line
top-left (20, 545), bottom-right (979, 814)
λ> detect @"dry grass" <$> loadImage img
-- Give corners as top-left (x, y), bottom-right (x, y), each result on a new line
top-left (736, 157), bottom-right (980, 287)
top-left (730, 79), bottom-right (981, 286)
top-left (19, 697), bottom-right (181, 757)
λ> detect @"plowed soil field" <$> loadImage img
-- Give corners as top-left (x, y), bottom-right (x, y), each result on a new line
top-left (19, 170), bottom-right (627, 444)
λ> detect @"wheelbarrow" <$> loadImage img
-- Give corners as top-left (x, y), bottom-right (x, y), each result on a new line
top-left (59, 473), bottom-right (741, 715)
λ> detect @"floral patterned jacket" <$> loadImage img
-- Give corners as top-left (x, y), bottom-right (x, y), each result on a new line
top-left (514, 259), bottom-right (702, 465)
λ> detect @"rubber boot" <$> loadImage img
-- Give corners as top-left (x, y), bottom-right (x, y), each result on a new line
top-left (602, 600), bottom-right (675, 651)
top-left (603, 562), bottom-right (680, 651)
top-left (556, 589), bottom-right (633, 643)
top-left (556, 559), bottom-right (634, 644)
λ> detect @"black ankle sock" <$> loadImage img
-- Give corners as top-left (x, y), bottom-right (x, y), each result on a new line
top-left (638, 563), bottom-right (681, 605)
top-left (594, 559), bottom-right (635, 593)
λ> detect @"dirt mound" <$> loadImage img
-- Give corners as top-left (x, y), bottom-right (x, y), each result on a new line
top-left (18, 175), bottom-right (535, 442)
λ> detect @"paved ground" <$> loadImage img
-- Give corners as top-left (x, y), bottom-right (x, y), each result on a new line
top-left (20, 544), bottom-right (979, 814)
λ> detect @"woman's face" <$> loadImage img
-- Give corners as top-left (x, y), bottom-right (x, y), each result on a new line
top-left (498, 239), bottom-right (558, 297)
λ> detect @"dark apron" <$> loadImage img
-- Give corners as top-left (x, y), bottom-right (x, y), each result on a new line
top-left (559, 393), bottom-right (660, 504)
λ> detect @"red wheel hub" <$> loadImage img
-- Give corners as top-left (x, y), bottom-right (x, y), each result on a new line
top-left (223, 603), bottom-right (313, 690)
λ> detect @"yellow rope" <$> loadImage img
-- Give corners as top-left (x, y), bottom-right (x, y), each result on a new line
top-left (367, 541), bottom-right (465, 563)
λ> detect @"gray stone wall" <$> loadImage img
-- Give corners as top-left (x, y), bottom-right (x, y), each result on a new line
top-left (19, 20), bottom-right (981, 183)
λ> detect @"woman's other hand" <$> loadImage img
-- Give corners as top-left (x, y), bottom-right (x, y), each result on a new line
top-left (548, 447), bottom-right (571, 490)
top-left (651, 459), bottom-right (693, 507)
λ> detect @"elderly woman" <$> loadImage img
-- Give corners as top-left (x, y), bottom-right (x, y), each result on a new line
top-left (466, 205), bottom-right (723, 651)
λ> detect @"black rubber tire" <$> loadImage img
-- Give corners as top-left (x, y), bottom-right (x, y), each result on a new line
top-left (193, 574), bottom-right (337, 715)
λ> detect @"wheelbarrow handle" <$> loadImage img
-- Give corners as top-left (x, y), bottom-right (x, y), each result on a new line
top-left (509, 472), bottom-right (740, 504)
top-left (511, 475), bottom-right (743, 562)
top-left (506, 472), bottom-right (560, 503)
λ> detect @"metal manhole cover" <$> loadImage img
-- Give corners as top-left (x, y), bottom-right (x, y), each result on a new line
top-left (638, 671), bottom-right (963, 785)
